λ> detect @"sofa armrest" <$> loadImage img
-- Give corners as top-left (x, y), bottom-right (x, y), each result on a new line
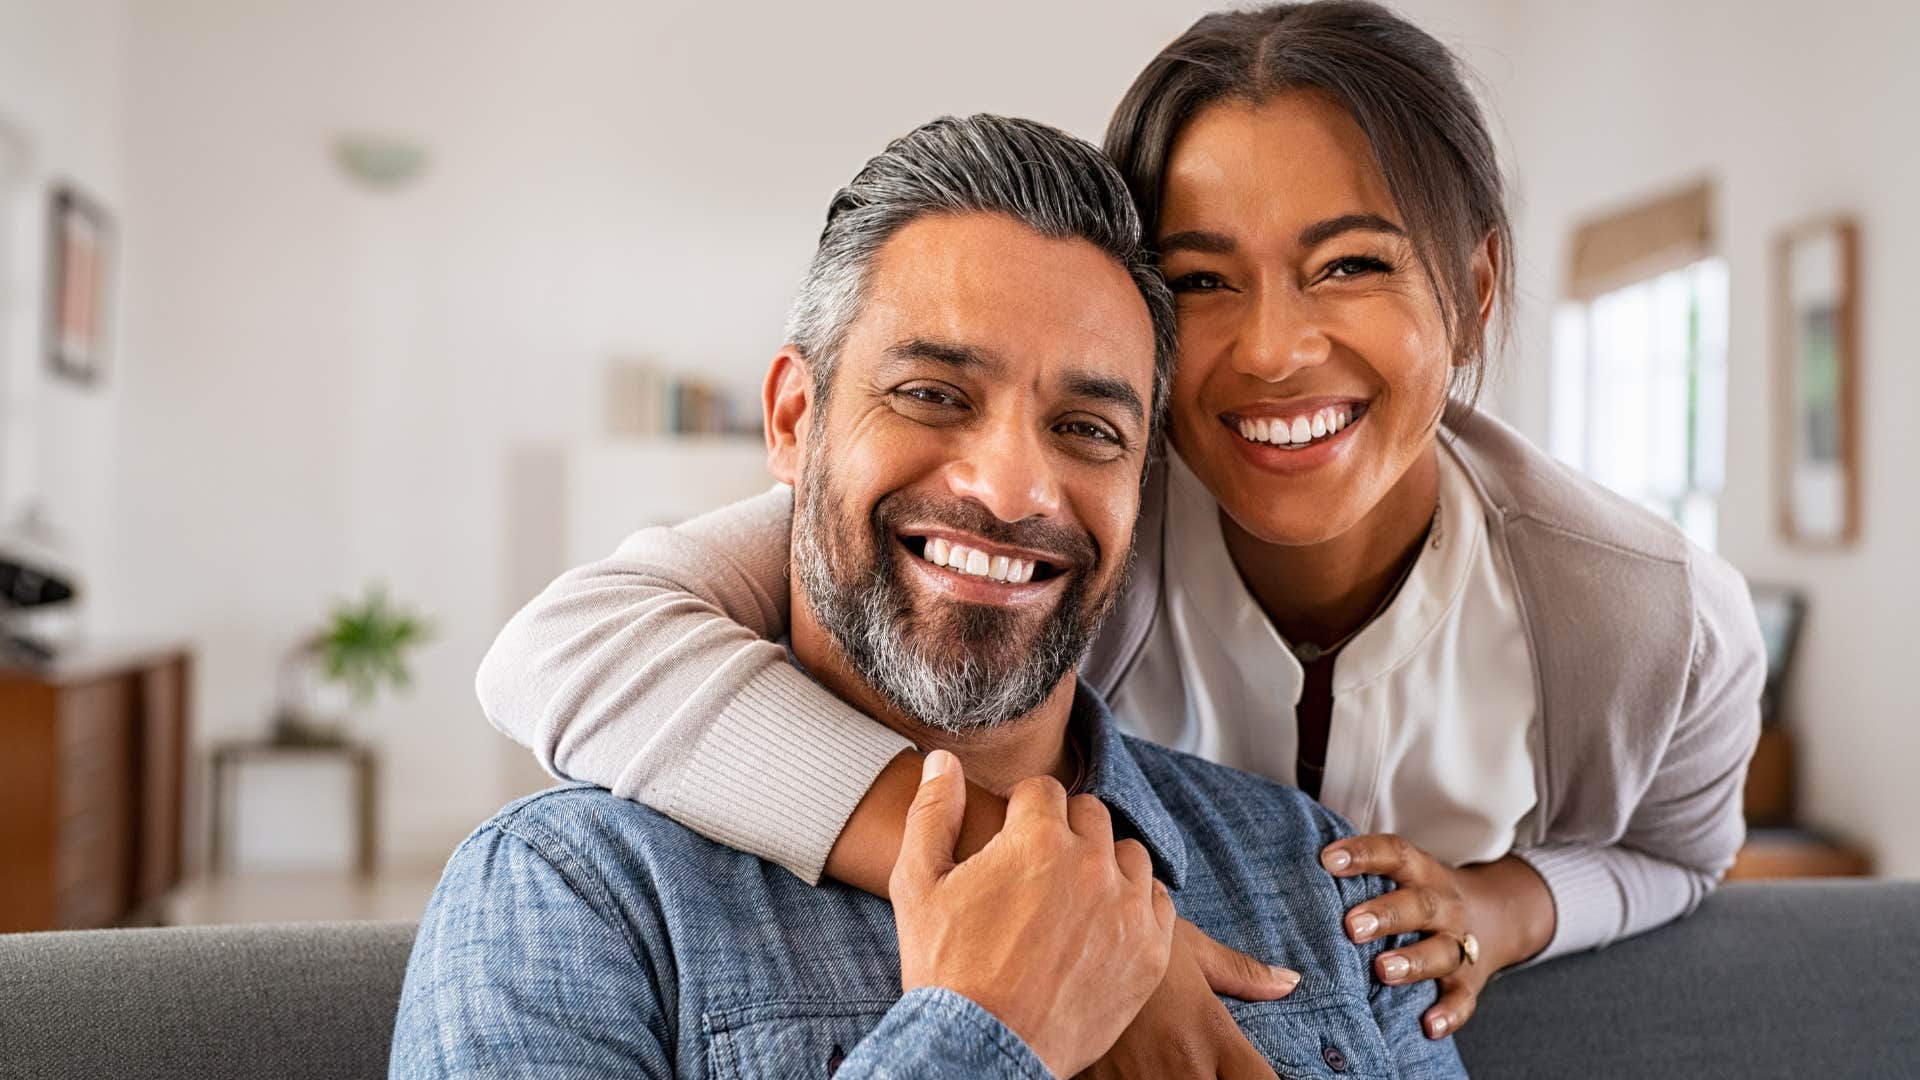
top-left (1456, 880), bottom-right (1920, 1078)
top-left (0, 919), bottom-right (417, 1080)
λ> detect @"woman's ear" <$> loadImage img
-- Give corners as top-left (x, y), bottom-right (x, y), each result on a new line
top-left (763, 347), bottom-right (814, 485)
top-left (1474, 230), bottom-right (1501, 332)
top-left (1454, 230), bottom-right (1501, 369)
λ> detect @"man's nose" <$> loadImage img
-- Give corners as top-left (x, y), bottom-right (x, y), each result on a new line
top-left (943, 419), bottom-right (1062, 525)
top-left (1229, 284), bottom-right (1332, 383)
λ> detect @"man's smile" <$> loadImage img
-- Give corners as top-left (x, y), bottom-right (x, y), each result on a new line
top-left (895, 530), bottom-right (1073, 605)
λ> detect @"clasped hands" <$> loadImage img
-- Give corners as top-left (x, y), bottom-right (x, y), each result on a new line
top-left (892, 752), bottom-right (1534, 1078)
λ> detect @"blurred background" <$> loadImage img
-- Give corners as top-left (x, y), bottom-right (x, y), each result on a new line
top-left (1, 0), bottom-right (1913, 931)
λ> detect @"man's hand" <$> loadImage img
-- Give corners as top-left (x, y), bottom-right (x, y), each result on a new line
top-left (1078, 919), bottom-right (1296, 1079)
top-left (892, 750), bottom-right (1176, 1078)
top-left (1322, 835), bottom-right (1556, 1038)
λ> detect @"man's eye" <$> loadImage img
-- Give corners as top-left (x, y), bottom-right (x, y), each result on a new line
top-left (897, 386), bottom-right (962, 408)
top-left (1326, 255), bottom-right (1394, 279)
top-left (1057, 419), bottom-right (1121, 445)
top-left (1168, 271), bottom-right (1230, 294)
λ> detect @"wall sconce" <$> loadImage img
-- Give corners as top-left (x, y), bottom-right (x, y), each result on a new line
top-left (332, 134), bottom-right (429, 191)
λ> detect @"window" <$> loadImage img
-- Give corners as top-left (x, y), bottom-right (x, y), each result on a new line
top-left (1550, 257), bottom-right (1729, 550)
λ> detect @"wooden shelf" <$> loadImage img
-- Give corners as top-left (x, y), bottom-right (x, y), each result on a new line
top-left (0, 644), bottom-right (192, 932)
top-left (1729, 828), bottom-right (1873, 880)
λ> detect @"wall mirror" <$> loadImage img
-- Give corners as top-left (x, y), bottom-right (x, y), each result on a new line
top-left (1776, 218), bottom-right (1861, 546)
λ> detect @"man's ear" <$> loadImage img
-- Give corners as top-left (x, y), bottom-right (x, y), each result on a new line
top-left (763, 347), bottom-right (814, 485)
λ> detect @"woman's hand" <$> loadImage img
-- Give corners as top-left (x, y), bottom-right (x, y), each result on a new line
top-left (1320, 835), bottom-right (1556, 1038)
top-left (1077, 919), bottom-right (1297, 1080)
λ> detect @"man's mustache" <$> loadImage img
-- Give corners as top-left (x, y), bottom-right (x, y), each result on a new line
top-left (873, 490), bottom-right (1100, 572)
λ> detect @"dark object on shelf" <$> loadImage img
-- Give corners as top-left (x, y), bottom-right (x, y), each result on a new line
top-left (0, 556), bottom-right (76, 665)
top-left (1747, 583), bottom-right (1805, 726)
top-left (1, 557), bottom-right (74, 608)
top-left (0, 644), bottom-right (191, 932)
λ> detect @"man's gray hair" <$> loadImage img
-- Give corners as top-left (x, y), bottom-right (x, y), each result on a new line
top-left (783, 114), bottom-right (1178, 433)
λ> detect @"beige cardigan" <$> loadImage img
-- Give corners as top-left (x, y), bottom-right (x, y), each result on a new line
top-left (477, 410), bottom-right (1765, 962)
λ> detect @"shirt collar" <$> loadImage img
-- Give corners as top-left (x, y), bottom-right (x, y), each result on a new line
top-left (1163, 445), bottom-right (1488, 696)
top-left (1072, 683), bottom-right (1190, 888)
top-left (783, 640), bottom-right (1191, 889)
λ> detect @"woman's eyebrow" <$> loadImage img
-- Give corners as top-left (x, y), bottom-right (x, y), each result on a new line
top-left (1297, 213), bottom-right (1405, 248)
top-left (1158, 229), bottom-right (1236, 255)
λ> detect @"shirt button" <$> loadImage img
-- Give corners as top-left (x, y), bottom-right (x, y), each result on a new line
top-left (1322, 1043), bottom-right (1348, 1072)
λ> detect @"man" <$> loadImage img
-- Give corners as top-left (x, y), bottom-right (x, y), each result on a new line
top-left (391, 115), bottom-right (1463, 1079)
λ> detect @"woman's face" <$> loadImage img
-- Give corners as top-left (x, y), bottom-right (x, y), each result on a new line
top-left (1158, 91), bottom-right (1471, 547)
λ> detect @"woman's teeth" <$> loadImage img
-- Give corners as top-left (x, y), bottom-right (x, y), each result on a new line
top-left (1235, 405), bottom-right (1355, 448)
top-left (922, 537), bottom-right (1037, 584)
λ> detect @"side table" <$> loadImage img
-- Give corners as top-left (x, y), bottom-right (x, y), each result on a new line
top-left (208, 740), bottom-right (379, 876)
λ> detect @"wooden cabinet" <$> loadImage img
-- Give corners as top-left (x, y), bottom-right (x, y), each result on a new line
top-left (0, 645), bottom-right (190, 932)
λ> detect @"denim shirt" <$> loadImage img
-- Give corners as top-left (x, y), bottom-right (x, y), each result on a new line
top-left (391, 685), bottom-right (1465, 1079)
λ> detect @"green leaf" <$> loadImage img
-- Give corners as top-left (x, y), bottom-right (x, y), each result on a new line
top-left (314, 582), bottom-right (434, 709)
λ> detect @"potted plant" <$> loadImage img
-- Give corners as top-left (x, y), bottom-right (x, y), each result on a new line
top-left (273, 583), bottom-right (431, 745)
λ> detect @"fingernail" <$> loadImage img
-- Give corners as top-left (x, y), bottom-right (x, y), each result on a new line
top-left (1323, 849), bottom-right (1352, 872)
top-left (1271, 966), bottom-right (1302, 990)
top-left (922, 750), bottom-right (953, 782)
top-left (1350, 913), bottom-right (1378, 939)
top-left (1429, 1015), bottom-right (1450, 1037)
top-left (1380, 954), bottom-right (1410, 980)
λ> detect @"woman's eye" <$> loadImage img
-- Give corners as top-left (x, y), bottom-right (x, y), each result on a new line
top-left (1326, 255), bottom-right (1393, 279)
top-left (1168, 271), bottom-right (1230, 294)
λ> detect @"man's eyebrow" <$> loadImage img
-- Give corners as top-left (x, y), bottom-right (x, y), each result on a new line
top-left (1157, 229), bottom-right (1236, 256)
top-left (883, 337), bottom-right (1005, 376)
top-left (1065, 372), bottom-right (1146, 426)
top-left (1297, 213), bottom-right (1405, 249)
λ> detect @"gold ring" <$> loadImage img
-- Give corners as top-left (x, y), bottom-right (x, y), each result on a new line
top-left (1456, 931), bottom-right (1480, 967)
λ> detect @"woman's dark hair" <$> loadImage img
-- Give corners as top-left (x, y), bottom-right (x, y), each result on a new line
top-left (1104, 0), bottom-right (1514, 411)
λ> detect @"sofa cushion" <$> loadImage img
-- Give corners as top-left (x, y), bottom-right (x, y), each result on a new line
top-left (1, 882), bottom-right (1915, 1078)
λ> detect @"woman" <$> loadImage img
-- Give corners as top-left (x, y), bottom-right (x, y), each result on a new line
top-left (478, 0), bottom-right (1763, 1058)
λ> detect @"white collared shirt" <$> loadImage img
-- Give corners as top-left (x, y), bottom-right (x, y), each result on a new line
top-left (1108, 446), bottom-right (1538, 867)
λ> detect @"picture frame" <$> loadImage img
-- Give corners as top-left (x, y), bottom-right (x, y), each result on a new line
top-left (45, 183), bottom-right (113, 386)
top-left (1774, 216), bottom-right (1860, 547)
top-left (1745, 582), bottom-right (1807, 726)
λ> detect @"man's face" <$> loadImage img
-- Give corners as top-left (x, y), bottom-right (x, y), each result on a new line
top-left (789, 212), bottom-right (1158, 734)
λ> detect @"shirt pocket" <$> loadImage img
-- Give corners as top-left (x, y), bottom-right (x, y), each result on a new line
top-left (703, 998), bottom-right (894, 1080)
top-left (1226, 994), bottom-right (1394, 1079)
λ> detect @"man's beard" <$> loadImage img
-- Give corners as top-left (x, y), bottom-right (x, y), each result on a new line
top-left (791, 455), bottom-right (1124, 736)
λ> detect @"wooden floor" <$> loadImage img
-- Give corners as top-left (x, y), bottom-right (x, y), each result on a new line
top-left (161, 869), bottom-right (442, 926)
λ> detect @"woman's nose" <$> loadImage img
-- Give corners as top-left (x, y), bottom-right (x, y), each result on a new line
top-left (1229, 287), bottom-right (1333, 383)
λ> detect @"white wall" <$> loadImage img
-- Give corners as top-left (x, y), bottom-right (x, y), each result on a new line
top-left (1488, 0), bottom-right (1920, 875)
top-left (0, 0), bottom-right (128, 621)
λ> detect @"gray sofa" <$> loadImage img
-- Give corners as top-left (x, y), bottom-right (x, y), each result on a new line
top-left (1, 880), bottom-right (1915, 1079)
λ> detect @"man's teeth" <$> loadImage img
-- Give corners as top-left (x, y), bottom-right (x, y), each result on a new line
top-left (1236, 405), bottom-right (1355, 447)
top-left (922, 537), bottom-right (1038, 583)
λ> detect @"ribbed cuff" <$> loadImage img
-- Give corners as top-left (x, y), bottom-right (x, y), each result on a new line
top-left (663, 662), bottom-right (913, 884)
top-left (1511, 843), bottom-right (1627, 963)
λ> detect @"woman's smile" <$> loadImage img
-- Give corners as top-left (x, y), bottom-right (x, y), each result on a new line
top-left (1218, 399), bottom-right (1372, 475)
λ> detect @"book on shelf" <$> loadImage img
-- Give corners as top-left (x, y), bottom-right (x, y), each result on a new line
top-left (604, 358), bottom-right (759, 438)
